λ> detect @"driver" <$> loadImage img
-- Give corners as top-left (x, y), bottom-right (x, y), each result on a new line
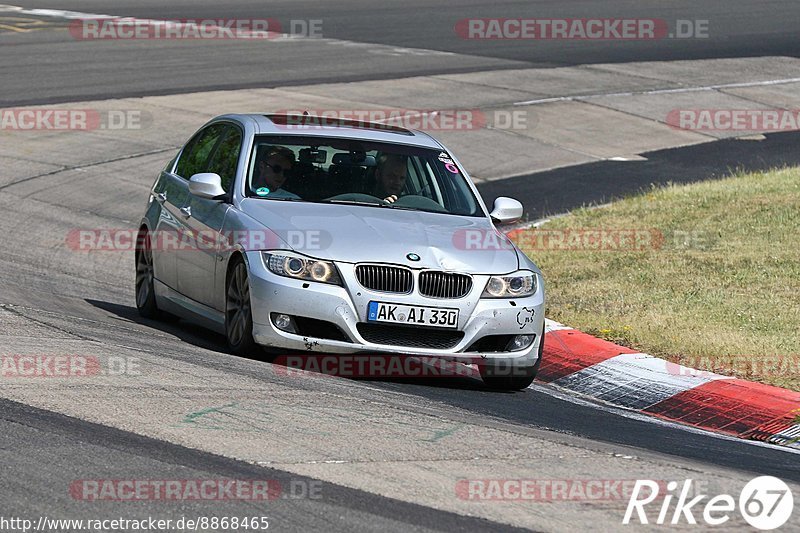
top-left (253, 146), bottom-right (300, 199)
top-left (373, 154), bottom-right (408, 203)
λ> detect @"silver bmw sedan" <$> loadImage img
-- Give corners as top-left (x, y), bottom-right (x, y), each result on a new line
top-left (136, 114), bottom-right (545, 390)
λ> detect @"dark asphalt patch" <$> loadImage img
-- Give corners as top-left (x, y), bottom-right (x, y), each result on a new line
top-left (477, 130), bottom-right (800, 220)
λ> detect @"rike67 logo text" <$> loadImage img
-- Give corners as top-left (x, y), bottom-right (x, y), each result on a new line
top-left (624, 476), bottom-right (793, 530)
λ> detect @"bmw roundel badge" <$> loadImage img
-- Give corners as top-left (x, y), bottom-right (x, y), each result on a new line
top-left (406, 253), bottom-right (420, 261)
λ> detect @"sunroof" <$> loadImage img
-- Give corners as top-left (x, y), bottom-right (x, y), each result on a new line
top-left (265, 114), bottom-right (414, 135)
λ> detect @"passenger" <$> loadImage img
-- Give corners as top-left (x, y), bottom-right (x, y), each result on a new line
top-left (253, 146), bottom-right (300, 199)
top-left (373, 153), bottom-right (408, 203)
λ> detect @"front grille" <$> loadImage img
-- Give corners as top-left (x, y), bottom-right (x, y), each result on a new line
top-left (355, 264), bottom-right (413, 293)
top-left (419, 271), bottom-right (473, 299)
top-left (357, 323), bottom-right (464, 350)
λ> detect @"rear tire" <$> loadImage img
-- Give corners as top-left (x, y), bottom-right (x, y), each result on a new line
top-left (480, 324), bottom-right (545, 390)
top-left (225, 257), bottom-right (259, 356)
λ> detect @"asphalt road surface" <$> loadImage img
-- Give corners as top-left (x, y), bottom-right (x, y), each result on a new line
top-left (1, 0), bottom-right (800, 105)
top-left (0, 399), bottom-right (523, 532)
top-left (2, 1), bottom-right (800, 531)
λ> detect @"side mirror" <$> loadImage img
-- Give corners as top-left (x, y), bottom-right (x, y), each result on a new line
top-left (188, 173), bottom-right (226, 200)
top-left (489, 197), bottom-right (523, 224)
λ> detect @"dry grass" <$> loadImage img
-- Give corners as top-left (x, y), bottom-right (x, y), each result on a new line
top-left (513, 167), bottom-right (800, 391)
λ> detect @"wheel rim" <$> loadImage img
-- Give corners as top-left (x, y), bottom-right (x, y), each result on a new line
top-left (226, 262), bottom-right (251, 347)
top-left (135, 235), bottom-right (154, 309)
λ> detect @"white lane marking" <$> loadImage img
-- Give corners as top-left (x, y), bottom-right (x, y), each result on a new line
top-left (514, 77), bottom-right (800, 106)
top-left (532, 381), bottom-right (800, 455)
top-left (13, 8), bottom-right (285, 39)
top-left (19, 8), bottom-right (114, 19)
top-left (608, 155), bottom-right (648, 161)
top-left (552, 352), bottom-right (730, 410)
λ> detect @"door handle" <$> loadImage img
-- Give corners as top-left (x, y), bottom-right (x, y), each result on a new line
top-left (179, 206), bottom-right (192, 218)
top-left (154, 191), bottom-right (167, 203)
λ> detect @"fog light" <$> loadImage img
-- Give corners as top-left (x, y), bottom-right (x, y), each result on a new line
top-left (506, 334), bottom-right (534, 352)
top-left (272, 313), bottom-right (297, 333)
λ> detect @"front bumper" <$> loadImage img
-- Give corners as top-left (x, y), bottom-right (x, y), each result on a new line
top-left (246, 252), bottom-right (545, 366)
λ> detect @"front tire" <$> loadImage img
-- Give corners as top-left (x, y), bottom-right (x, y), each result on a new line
top-left (480, 325), bottom-right (545, 390)
top-left (135, 230), bottom-right (160, 319)
top-left (226, 257), bottom-right (259, 356)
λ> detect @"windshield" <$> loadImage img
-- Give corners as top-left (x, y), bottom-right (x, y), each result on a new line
top-left (246, 135), bottom-right (482, 216)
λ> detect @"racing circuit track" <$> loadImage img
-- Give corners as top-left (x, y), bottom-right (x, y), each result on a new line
top-left (1, 1), bottom-right (800, 531)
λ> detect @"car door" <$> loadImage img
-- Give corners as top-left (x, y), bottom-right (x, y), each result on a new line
top-left (165, 123), bottom-right (227, 300)
top-left (177, 123), bottom-right (242, 309)
top-left (152, 145), bottom-right (200, 292)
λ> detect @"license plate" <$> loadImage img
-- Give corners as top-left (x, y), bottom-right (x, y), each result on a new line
top-left (367, 301), bottom-right (459, 329)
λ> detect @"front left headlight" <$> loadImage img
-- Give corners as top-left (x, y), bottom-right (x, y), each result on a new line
top-left (262, 252), bottom-right (342, 286)
top-left (481, 270), bottom-right (537, 298)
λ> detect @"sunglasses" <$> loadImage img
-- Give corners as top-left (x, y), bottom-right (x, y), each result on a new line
top-left (264, 162), bottom-right (291, 175)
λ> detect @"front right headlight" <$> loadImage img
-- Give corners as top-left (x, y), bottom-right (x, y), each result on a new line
top-left (262, 252), bottom-right (342, 286)
top-left (481, 270), bottom-right (537, 298)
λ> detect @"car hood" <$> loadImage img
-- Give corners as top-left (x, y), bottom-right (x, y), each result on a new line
top-left (239, 199), bottom-right (520, 274)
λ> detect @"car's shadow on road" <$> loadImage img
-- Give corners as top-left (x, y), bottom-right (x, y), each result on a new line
top-left (86, 298), bottom-right (233, 355)
top-left (85, 298), bottom-right (496, 392)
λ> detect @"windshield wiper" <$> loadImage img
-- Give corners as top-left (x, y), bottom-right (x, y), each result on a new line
top-left (252, 196), bottom-right (305, 201)
top-left (323, 199), bottom-right (385, 207)
top-left (378, 203), bottom-right (418, 211)
top-left (320, 199), bottom-right (439, 214)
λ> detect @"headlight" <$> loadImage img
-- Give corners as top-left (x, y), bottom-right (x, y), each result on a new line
top-left (481, 271), bottom-right (537, 298)
top-left (263, 252), bottom-right (342, 285)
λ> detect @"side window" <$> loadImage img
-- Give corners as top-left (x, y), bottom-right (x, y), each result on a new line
top-left (175, 124), bottom-right (226, 179)
top-left (206, 126), bottom-right (242, 193)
